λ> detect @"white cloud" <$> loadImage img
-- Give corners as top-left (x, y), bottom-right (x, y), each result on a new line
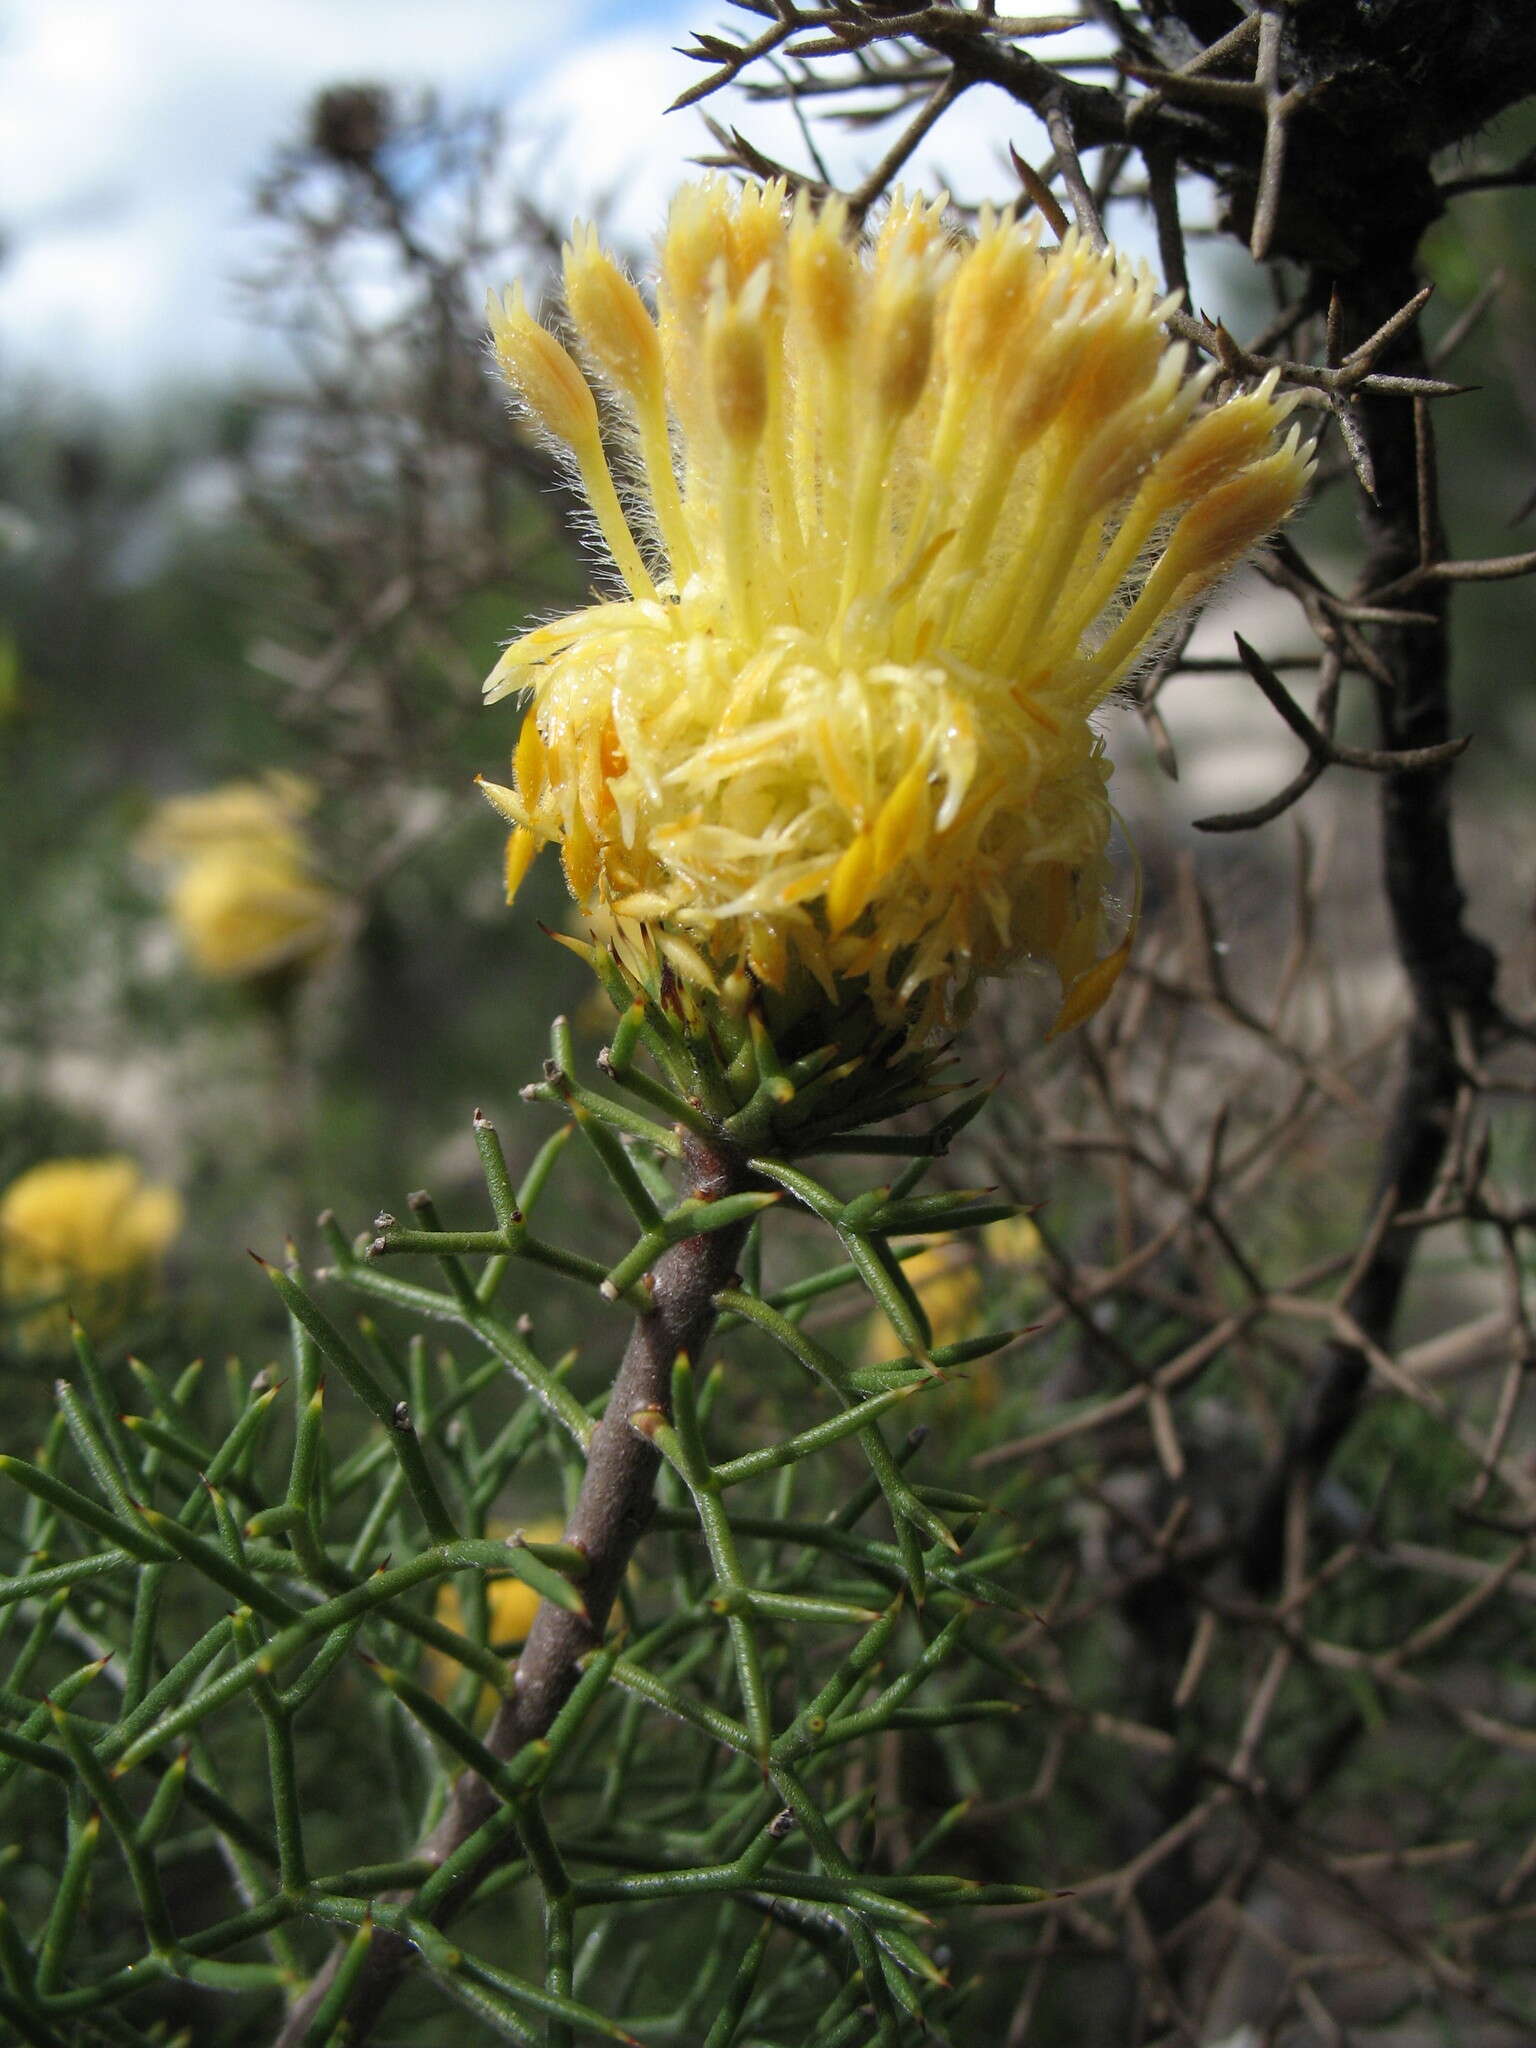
top-left (0, 0), bottom-right (1223, 396)
top-left (530, 11), bottom-right (1191, 283)
top-left (0, 0), bottom-right (614, 394)
top-left (532, 7), bottom-right (1061, 247)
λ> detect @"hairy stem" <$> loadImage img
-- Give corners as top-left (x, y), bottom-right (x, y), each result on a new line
top-left (273, 1130), bottom-right (755, 2047)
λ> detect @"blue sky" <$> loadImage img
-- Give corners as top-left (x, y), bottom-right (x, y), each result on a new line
top-left (0, 0), bottom-right (1104, 399)
top-left (0, 0), bottom-right (696, 395)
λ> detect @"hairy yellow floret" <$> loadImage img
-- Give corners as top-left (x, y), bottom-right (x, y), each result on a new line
top-left (140, 775), bottom-right (343, 982)
top-left (0, 1156), bottom-right (182, 1354)
top-left (485, 180), bottom-right (1311, 1034)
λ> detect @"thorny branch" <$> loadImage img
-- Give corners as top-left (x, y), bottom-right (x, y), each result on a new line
top-left (1241, 259), bottom-right (1501, 1594)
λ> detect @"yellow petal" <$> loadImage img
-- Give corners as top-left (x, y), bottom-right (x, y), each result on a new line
top-left (514, 713), bottom-right (547, 810)
top-left (477, 776), bottom-right (529, 829)
top-left (826, 833), bottom-right (876, 934)
top-left (1046, 927), bottom-right (1134, 1039)
top-left (872, 759), bottom-right (930, 880)
top-left (562, 806), bottom-right (600, 901)
top-left (505, 828), bottom-right (541, 905)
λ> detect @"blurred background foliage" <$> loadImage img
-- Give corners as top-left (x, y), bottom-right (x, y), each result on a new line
top-left (0, 89), bottom-right (602, 1374)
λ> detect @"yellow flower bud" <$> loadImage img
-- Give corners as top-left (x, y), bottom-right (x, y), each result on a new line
top-left (726, 176), bottom-right (790, 296)
top-left (659, 180), bottom-right (732, 332)
top-left (1149, 370), bottom-right (1297, 512)
top-left (562, 226), bottom-right (664, 409)
top-left (941, 208), bottom-right (1041, 376)
top-left (489, 282), bottom-right (655, 600)
top-left (708, 278), bottom-right (770, 449)
top-left (871, 261), bottom-right (939, 423)
top-left (1161, 440), bottom-right (1311, 596)
top-left (789, 193), bottom-right (858, 352)
top-left (487, 284), bottom-right (599, 451)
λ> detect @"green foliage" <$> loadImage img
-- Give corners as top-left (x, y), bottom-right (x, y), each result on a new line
top-left (0, 1024), bottom-right (1046, 2047)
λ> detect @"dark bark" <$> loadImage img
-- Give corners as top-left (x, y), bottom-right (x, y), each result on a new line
top-left (1240, 263), bottom-right (1499, 1591)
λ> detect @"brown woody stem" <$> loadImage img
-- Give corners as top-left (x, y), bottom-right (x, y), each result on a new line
top-left (273, 1129), bottom-right (755, 2047)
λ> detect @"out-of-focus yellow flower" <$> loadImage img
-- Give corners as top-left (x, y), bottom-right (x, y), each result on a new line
top-left (162, 850), bottom-right (340, 981)
top-left (0, 1156), bottom-right (182, 1354)
top-left (867, 1216), bottom-right (1042, 1355)
top-left (426, 1516), bottom-right (566, 1715)
top-left (866, 1217), bottom-right (1043, 1409)
top-left (869, 1236), bottom-right (983, 1361)
top-left (981, 1213), bottom-right (1044, 1269)
top-left (138, 771), bottom-right (316, 862)
top-left (482, 181), bottom-right (1310, 1037)
top-left (140, 774), bottom-right (343, 982)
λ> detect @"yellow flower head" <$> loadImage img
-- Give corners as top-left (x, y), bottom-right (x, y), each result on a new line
top-left (484, 181), bottom-right (1310, 1035)
top-left (0, 1156), bottom-right (183, 1354)
top-left (140, 774), bottom-right (343, 982)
